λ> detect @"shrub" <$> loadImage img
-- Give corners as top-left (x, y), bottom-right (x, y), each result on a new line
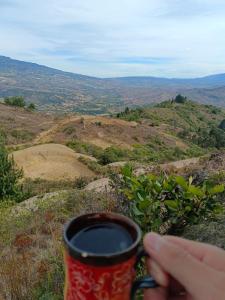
top-left (0, 141), bottom-right (23, 201)
top-left (73, 177), bottom-right (89, 189)
top-left (4, 96), bottom-right (26, 107)
top-left (66, 140), bottom-right (103, 158)
top-left (219, 119), bottom-right (225, 131)
top-left (174, 94), bottom-right (187, 104)
top-left (98, 147), bottom-right (127, 165)
top-left (116, 165), bottom-right (224, 234)
top-left (78, 156), bottom-right (104, 174)
top-left (27, 103), bottom-right (36, 111)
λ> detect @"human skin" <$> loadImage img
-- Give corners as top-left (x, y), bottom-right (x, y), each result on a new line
top-left (143, 233), bottom-right (225, 300)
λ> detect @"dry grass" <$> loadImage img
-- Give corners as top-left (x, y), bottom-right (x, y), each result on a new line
top-left (0, 189), bottom-right (117, 300)
top-left (12, 144), bottom-right (96, 181)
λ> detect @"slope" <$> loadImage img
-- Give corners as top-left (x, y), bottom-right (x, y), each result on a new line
top-left (1, 55), bottom-right (225, 114)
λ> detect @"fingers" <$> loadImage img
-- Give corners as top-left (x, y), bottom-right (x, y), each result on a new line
top-left (144, 286), bottom-right (167, 300)
top-left (164, 236), bottom-right (225, 271)
top-left (146, 259), bottom-right (169, 287)
top-left (144, 233), bottom-right (218, 298)
top-left (146, 259), bottom-right (186, 294)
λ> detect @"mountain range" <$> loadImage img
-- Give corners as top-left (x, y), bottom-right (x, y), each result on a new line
top-left (0, 55), bottom-right (225, 114)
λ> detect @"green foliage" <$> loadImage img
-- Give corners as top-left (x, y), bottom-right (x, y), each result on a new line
top-left (98, 147), bottom-right (127, 165)
top-left (27, 103), bottom-right (36, 110)
top-left (219, 119), bottom-right (225, 130)
top-left (4, 96), bottom-right (26, 107)
top-left (67, 140), bottom-right (128, 165)
top-left (73, 176), bottom-right (89, 189)
top-left (116, 107), bottom-right (144, 121)
top-left (118, 165), bottom-right (224, 234)
top-left (173, 94), bottom-right (187, 104)
top-left (0, 141), bottom-right (23, 201)
top-left (196, 127), bottom-right (225, 149)
top-left (67, 139), bottom-right (103, 158)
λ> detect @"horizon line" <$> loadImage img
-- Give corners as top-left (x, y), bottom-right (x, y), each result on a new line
top-left (1, 54), bottom-right (225, 80)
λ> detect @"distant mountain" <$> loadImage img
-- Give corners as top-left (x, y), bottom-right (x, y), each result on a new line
top-left (0, 55), bottom-right (225, 113)
top-left (108, 73), bottom-right (225, 88)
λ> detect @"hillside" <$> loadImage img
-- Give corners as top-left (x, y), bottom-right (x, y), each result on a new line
top-left (0, 99), bottom-right (225, 300)
top-left (0, 99), bottom-right (224, 183)
top-left (1, 56), bottom-right (225, 114)
top-left (0, 103), bottom-right (55, 145)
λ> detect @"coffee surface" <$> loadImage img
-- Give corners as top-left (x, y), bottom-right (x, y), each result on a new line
top-left (70, 222), bottom-right (133, 254)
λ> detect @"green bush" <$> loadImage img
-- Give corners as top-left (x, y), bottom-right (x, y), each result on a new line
top-left (27, 103), bottom-right (36, 111)
top-left (4, 96), bottom-right (26, 107)
top-left (66, 140), bottom-right (103, 158)
top-left (0, 141), bottom-right (23, 201)
top-left (98, 147), bottom-right (127, 165)
top-left (174, 94), bottom-right (187, 104)
top-left (117, 165), bottom-right (224, 234)
top-left (219, 119), bottom-right (225, 130)
top-left (74, 176), bottom-right (89, 189)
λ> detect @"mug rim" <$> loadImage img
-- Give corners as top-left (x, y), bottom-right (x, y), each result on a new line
top-left (63, 212), bottom-right (142, 266)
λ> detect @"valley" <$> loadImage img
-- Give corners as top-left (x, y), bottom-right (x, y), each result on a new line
top-left (1, 56), bottom-right (225, 114)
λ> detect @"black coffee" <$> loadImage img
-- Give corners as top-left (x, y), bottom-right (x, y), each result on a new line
top-left (70, 222), bottom-right (133, 254)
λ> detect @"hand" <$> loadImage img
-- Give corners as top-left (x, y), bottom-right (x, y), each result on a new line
top-left (143, 233), bottom-right (225, 300)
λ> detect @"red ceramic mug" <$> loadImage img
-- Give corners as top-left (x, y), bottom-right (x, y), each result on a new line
top-left (63, 212), bottom-right (158, 300)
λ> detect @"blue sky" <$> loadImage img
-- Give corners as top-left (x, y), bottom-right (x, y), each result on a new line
top-left (1, 0), bottom-right (225, 77)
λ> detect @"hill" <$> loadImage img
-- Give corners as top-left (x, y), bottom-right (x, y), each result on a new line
top-left (0, 103), bottom-right (54, 145)
top-left (1, 55), bottom-right (225, 114)
top-left (12, 144), bottom-right (95, 181)
top-left (1, 99), bottom-right (224, 183)
top-left (0, 99), bottom-right (225, 300)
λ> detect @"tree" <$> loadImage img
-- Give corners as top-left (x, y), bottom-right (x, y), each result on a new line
top-left (125, 107), bottom-right (130, 114)
top-left (219, 119), bottom-right (225, 131)
top-left (0, 139), bottom-right (23, 201)
top-left (174, 94), bottom-right (187, 104)
top-left (210, 127), bottom-right (225, 148)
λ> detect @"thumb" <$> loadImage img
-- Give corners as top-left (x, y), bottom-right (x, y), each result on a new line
top-left (144, 233), bottom-right (218, 298)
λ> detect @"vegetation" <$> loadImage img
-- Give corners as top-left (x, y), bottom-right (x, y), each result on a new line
top-left (173, 94), bottom-right (187, 104)
top-left (117, 97), bottom-right (225, 152)
top-left (0, 189), bottom-right (117, 300)
top-left (219, 119), bottom-right (225, 130)
top-left (67, 138), bottom-right (205, 166)
top-left (4, 96), bottom-right (36, 110)
top-left (115, 165), bottom-right (224, 234)
top-left (116, 107), bottom-right (144, 121)
top-left (1, 96), bottom-right (225, 299)
top-left (27, 103), bottom-right (36, 111)
top-left (4, 96), bottom-right (26, 107)
top-left (0, 138), bottom-right (23, 202)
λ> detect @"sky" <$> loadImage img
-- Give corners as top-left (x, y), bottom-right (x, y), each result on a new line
top-left (1, 0), bottom-right (225, 78)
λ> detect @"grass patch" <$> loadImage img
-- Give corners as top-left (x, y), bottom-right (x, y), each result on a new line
top-left (0, 189), bottom-right (117, 300)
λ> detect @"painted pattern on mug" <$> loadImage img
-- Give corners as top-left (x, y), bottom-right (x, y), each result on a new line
top-left (65, 254), bottom-right (136, 300)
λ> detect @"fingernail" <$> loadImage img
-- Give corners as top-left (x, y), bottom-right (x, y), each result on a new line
top-left (145, 233), bottom-right (163, 252)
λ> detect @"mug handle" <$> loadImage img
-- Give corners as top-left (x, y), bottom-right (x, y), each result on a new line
top-left (130, 247), bottom-right (159, 300)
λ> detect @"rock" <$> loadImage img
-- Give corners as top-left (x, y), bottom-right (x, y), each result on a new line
top-left (107, 161), bottom-right (127, 168)
top-left (182, 217), bottom-right (225, 249)
top-left (10, 190), bottom-right (68, 216)
top-left (84, 178), bottom-right (111, 193)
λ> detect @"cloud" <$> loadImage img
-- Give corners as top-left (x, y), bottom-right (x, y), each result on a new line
top-left (0, 0), bottom-right (225, 77)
